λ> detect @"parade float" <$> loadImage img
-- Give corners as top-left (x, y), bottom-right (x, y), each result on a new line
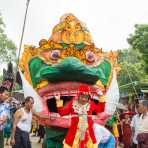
top-left (19, 13), bottom-right (120, 148)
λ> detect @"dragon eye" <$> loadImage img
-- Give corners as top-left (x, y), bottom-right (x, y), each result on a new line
top-left (66, 25), bottom-right (71, 31)
top-left (50, 50), bottom-right (60, 60)
top-left (75, 23), bottom-right (81, 31)
top-left (86, 51), bottom-right (95, 62)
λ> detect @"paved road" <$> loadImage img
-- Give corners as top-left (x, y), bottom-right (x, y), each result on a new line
top-left (4, 136), bottom-right (42, 148)
top-left (4, 137), bottom-right (123, 148)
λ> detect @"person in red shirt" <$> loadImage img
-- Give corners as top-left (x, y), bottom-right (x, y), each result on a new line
top-left (122, 112), bottom-right (132, 148)
top-left (55, 84), bottom-right (105, 148)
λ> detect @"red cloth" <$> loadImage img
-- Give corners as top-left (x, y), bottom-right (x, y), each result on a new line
top-left (58, 99), bottom-right (105, 147)
top-left (122, 111), bottom-right (135, 116)
top-left (78, 84), bottom-right (90, 94)
top-left (122, 121), bottom-right (132, 148)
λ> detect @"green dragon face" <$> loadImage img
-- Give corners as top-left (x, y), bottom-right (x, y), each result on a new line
top-left (29, 56), bottom-right (111, 89)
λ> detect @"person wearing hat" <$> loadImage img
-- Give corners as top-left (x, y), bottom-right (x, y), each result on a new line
top-left (55, 84), bottom-right (106, 148)
top-left (122, 111), bottom-right (132, 148)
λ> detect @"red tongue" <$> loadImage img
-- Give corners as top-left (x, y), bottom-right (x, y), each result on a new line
top-left (38, 82), bottom-right (98, 97)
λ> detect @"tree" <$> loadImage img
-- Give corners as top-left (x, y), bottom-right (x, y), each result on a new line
top-left (117, 49), bottom-right (146, 95)
top-left (0, 13), bottom-right (16, 63)
top-left (127, 24), bottom-right (148, 72)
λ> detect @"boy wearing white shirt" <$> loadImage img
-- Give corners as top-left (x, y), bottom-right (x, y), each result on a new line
top-left (137, 100), bottom-right (148, 148)
top-left (131, 104), bottom-right (141, 148)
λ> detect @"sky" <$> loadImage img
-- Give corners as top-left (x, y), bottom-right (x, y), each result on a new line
top-left (0, 0), bottom-right (148, 53)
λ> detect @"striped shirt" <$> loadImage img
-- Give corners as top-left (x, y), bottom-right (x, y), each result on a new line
top-left (0, 102), bottom-right (9, 130)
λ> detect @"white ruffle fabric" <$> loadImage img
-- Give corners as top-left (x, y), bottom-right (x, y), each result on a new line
top-left (105, 71), bottom-right (119, 115)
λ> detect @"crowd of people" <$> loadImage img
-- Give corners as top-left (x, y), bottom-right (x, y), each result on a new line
top-left (104, 101), bottom-right (148, 148)
top-left (0, 87), bottom-right (49, 148)
top-left (0, 85), bottom-right (148, 148)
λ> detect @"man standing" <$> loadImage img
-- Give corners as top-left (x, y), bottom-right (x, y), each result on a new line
top-left (137, 100), bottom-right (148, 148)
top-left (0, 86), bottom-right (9, 148)
top-left (131, 104), bottom-right (141, 148)
top-left (10, 96), bottom-right (49, 148)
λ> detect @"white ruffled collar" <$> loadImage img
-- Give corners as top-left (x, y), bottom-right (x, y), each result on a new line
top-left (72, 100), bottom-right (90, 115)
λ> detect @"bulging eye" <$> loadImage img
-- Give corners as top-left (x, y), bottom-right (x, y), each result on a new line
top-left (50, 50), bottom-right (60, 60)
top-left (86, 51), bottom-right (95, 62)
top-left (75, 23), bottom-right (81, 31)
top-left (66, 25), bottom-right (71, 31)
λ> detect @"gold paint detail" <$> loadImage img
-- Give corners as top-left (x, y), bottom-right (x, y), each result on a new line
top-left (52, 13), bottom-right (93, 45)
top-left (99, 95), bottom-right (106, 103)
top-left (96, 80), bottom-right (105, 90)
top-left (36, 80), bottom-right (48, 89)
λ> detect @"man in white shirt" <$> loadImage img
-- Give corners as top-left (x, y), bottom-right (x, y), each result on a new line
top-left (10, 96), bottom-right (50, 148)
top-left (131, 104), bottom-right (141, 148)
top-left (137, 100), bottom-right (148, 148)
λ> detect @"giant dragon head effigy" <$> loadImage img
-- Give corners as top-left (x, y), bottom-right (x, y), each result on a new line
top-left (19, 13), bottom-right (120, 127)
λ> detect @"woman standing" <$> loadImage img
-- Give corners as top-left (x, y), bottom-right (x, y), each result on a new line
top-left (122, 112), bottom-right (132, 148)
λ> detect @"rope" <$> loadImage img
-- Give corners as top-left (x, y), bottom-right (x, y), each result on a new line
top-left (125, 67), bottom-right (139, 98)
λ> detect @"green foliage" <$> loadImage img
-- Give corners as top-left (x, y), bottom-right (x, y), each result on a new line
top-left (128, 24), bottom-right (148, 52)
top-left (127, 24), bottom-right (148, 72)
top-left (117, 49), bottom-right (146, 94)
top-left (0, 13), bottom-right (16, 63)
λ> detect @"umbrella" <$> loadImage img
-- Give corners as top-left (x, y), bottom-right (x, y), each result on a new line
top-left (122, 111), bottom-right (135, 116)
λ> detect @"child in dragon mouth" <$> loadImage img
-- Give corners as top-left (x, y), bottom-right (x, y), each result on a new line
top-left (55, 84), bottom-right (105, 148)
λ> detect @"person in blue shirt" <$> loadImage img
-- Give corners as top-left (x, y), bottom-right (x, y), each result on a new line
top-left (0, 86), bottom-right (9, 148)
top-left (93, 123), bottom-right (115, 148)
top-left (4, 100), bottom-right (12, 145)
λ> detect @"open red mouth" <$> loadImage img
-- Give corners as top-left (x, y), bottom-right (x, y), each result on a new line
top-left (37, 82), bottom-right (104, 128)
top-left (38, 82), bottom-right (101, 97)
